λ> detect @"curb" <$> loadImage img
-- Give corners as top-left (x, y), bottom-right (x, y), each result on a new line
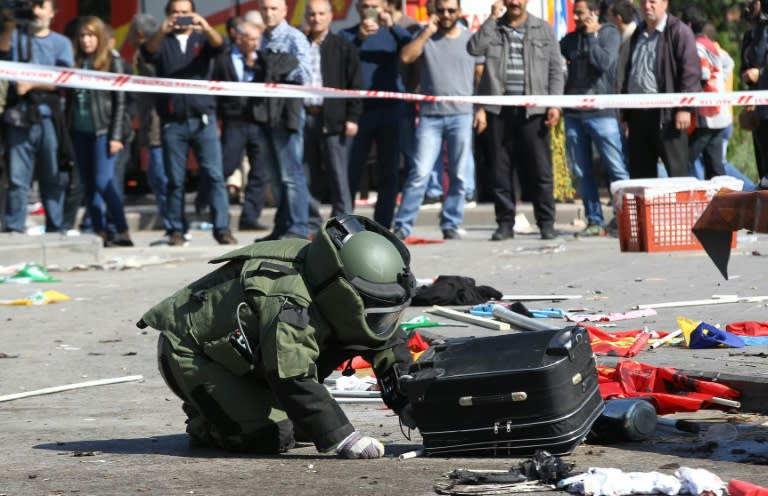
top-left (121, 200), bottom-right (599, 233)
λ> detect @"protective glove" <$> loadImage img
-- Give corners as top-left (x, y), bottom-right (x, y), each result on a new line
top-left (335, 431), bottom-right (385, 459)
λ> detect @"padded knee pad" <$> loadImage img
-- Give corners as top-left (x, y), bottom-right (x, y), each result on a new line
top-left (188, 384), bottom-right (295, 453)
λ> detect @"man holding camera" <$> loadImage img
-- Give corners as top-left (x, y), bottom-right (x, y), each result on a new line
top-left (339, 0), bottom-right (413, 229)
top-left (142, 0), bottom-right (237, 246)
top-left (560, 0), bottom-right (627, 237)
top-left (0, 0), bottom-right (73, 234)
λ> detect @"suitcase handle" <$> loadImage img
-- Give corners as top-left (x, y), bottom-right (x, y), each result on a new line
top-left (458, 392), bottom-right (528, 406)
top-left (547, 327), bottom-right (584, 360)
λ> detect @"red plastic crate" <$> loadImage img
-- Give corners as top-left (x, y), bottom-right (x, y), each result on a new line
top-left (615, 188), bottom-right (737, 252)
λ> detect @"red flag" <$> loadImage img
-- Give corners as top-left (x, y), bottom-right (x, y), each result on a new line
top-left (726, 321), bottom-right (768, 336)
top-left (586, 326), bottom-right (670, 357)
top-left (597, 361), bottom-right (740, 414)
top-left (336, 332), bottom-right (430, 372)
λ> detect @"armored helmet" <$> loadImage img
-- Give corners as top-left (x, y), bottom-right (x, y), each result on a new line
top-left (304, 215), bottom-right (415, 346)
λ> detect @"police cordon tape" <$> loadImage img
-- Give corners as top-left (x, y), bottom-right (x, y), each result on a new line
top-left (2, 60), bottom-right (767, 110)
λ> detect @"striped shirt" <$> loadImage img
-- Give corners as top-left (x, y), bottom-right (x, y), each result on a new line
top-left (627, 16), bottom-right (666, 94)
top-left (502, 21), bottom-right (526, 96)
top-left (261, 20), bottom-right (311, 84)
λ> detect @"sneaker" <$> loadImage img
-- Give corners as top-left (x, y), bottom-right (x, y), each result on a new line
top-left (578, 223), bottom-right (606, 237)
top-left (605, 218), bottom-right (619, 237)
top-left (540, 226), bottom-right (557, 240)
top-left (490, 227), bottom-right (513, 241)
top-left (168, 232), bottom-right (187, 246)
top-left (238, 220), bottom-right (270, 231)
top-left (442, 229), bottom-right (461, 240)
top-left (392, 227), bottom-right (408, 240)
top-left (215, 230), bottom-right (238, 245)
top-left (107, 235), bottom-right (135, 247)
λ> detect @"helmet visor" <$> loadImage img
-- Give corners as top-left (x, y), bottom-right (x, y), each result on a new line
top-left (363, 301), bottom-right (409, 337)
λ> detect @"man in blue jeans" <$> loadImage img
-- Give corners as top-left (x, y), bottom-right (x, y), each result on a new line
top-left (254, 0), bottom-right (312, 240)
top-left (392, 0), bottom-right (480, 240)
top-left (560, 0), bottom-right (628, 236)
top-left (0, 0), bottom-right (73, 234)
top-left (142, 0), bottom-right (236, 246)
top-left (340, 0), bottom-right (413, 229)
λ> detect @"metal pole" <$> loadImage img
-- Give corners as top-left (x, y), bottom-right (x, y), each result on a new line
top-left (491, 304), bottom-right (555, 332)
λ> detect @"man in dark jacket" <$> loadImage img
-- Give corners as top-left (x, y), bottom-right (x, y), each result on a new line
top-left (621, 0), bottom-right (701, 178)
top-left (303, 0), bottom-right (363, 231)
top-left (211, 19), bottom-right (271, 232)
top-left (560, 0), bottom-right (628, 236)
top-left (467, 0), bottom-right (564, 241)
top-left (141, 0), bottom-right (237, 246)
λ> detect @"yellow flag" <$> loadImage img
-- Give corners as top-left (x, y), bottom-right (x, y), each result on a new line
top-left (676, 316), bottom-right (700, 347)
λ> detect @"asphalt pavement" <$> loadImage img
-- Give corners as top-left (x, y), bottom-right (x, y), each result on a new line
top-left (1, 199), bottom-right (767, 495)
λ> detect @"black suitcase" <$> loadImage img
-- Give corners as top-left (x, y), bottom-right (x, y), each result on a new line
top-left (400, 326), bottom-right (604, 456)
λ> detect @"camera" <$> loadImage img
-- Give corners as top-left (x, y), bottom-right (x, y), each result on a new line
top-left (175, 15), bottom-right (194, 26)
top-left (364, 7), bottom-right (378, 21)
top-left (1, 0), bottom-right (39, 25)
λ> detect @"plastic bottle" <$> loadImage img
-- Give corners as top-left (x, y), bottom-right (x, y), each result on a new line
top-left (189, 222), bottom-right (213, 231)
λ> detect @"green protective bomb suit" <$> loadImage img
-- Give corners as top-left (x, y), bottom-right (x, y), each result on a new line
top-left (139, 215), bottom-right (416, 454)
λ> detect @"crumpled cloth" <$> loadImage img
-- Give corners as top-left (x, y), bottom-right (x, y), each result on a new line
top-left (566, 466), bottom-right (724, 496)
top-left (568, 468), bottom-right (681, 496)
top-left (411, 275), bottom-right (503, 306)
top-left (676, 467), bottom-right (725, 496)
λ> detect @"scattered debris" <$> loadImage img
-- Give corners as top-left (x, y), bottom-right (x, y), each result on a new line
top-left (0, 289), bottom-right (70, 306)
top-left (398, 448), bottom-right (425, 461)
top-left (427, 305), bottom-right (511, 331)
top-left (71, 451), bottom-right (97, 457)
top-left (0, 263), bottom-right (60, 284)
top-left (501, 294), bottom-right (582, 301)
top-left (562, 466), bottom-right (726, 496)
top-left (634, 295), bottom-right (768, 310)
top-left (566, 309), bottom-right (657, 323)
top-left (434, 451), bottom-right (572, 495)
top-left (0, 375), bottom-right (144, 403)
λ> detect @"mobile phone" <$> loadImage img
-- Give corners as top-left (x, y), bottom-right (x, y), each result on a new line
top-left (175, 15), bottom-right (194, 26)
top-left (364, 7), bottom-right (378, 20)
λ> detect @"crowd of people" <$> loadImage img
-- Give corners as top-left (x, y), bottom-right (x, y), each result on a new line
top-left (0, 0), bottom-right (766, 245)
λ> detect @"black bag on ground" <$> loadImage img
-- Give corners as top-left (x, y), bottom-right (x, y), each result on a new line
top-left (411, 275), bottom-right (502, 306)
top-left (400, 326), bottom-right (603, 456)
